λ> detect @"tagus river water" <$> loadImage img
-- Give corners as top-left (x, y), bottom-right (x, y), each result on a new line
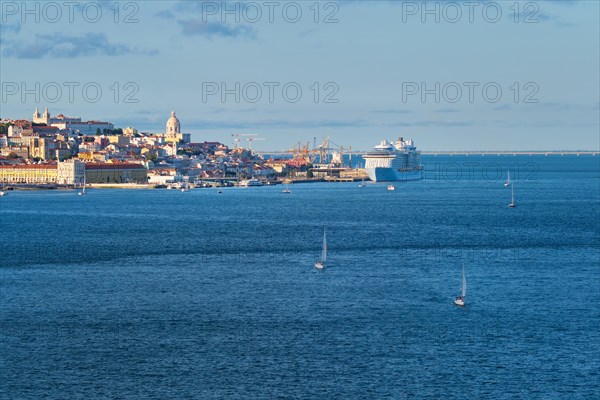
top-left (1, 155), bottom-right (599, 399)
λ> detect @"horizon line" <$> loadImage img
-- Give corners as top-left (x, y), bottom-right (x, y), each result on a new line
top-left (258, 150), bottom-right (599, 155)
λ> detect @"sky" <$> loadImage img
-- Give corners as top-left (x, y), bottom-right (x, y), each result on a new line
top-left (1, 0), bottom-right (598, 151)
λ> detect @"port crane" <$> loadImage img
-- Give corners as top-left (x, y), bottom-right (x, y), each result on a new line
top-left (286, 136), bottom-right (353, 166)
top-left (288, 137), bottom-right (332, 163)
top-left (289, 141), bottom-right (312, 161)
top-left (245, 137), bottom-right (265, 152)
top-left (232, 133), bottom-right (258, 149)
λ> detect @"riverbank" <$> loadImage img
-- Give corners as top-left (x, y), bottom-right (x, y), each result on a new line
top-left (0, 184), bottom-right (156, 191)
top-left (88, 183), bottom-right (153, 189)
top-left (0, 178), bottom-right (368, 191)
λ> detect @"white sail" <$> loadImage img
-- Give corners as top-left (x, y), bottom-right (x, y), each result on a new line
top-left (511, 184), bottom-right (515, 203)
top-left (461, 265), bottom-right (467, 298)
top-left (321, 228), bottom-right (327, 262)
top-left (79, 175), bottom-right (86, 195)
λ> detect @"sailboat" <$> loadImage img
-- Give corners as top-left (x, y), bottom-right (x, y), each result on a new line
top-left (181, 180), bottom-right (190, 192)
top-left (78, 176), bottom-right (86, 196)
top-left (358, 179), bottom-right (366, 188)
top-left (314, 227), bottom-right (327, 270)
top-left (454, 264), bottom-right (467, 306)
top-left (282, 183), bottom-right (291, 194)
top-left (504, 170), bottom-right (511, 187)
top-left (508, 183), bottom-right (516, 208)
top-left (0, 183), bottom-right (6, 196)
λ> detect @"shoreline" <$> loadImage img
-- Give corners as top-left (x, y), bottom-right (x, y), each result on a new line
top-left (1, 184), bottom-right (154, 191)
top-left (0, 179), bottom-right (358, 191)
top-left (1, 153), bottom-right (596, 192)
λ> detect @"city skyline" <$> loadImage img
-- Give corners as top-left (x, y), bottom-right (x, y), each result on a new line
top-left (3, 105), bottom-right (599, 152)
top-left (1, 1), bottom-right (599, 151)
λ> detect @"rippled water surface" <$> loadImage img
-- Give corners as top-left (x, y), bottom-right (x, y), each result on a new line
top-left (1, 155), bottom-right (599, 399)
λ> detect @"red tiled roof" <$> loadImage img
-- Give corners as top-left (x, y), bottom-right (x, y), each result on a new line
top-left (85, 163), bottom-right (145, 170)
top-left (0, 164), bottom-right (57, 170)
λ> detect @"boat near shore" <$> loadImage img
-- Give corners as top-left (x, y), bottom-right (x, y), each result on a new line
top-left (238, 179), bottom-right (264, 187)
top-left (363, 137), bottom-right (422, 182)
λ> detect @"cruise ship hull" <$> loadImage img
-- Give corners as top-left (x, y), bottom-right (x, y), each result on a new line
top-left (366, 167), bottom-right (422, 182)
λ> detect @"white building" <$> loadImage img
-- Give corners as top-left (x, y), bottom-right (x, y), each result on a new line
top-left (164, 111), bottom-right (191, 143)
top-left (52, 121), bottom-right (114, 136)
top-left (33, 107), bottom-right (81, 125)
top-left (8, 125), bottom-right (23, 137)
top-left (166, 111), bottom-right (180, 137)
top-left (123, 127), bottom-right (138, 136)
top-left (57, 159), bottom-right (85, 185)
top-left (165, 141), bottom-right (178, 156)
top-left (33, 108), bottom-right (114, 135)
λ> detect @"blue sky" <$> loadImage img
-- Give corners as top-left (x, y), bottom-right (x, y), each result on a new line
top-left (1, 0), bottom-right (598, 151)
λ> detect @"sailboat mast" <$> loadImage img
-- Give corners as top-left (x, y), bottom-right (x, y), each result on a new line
top-left (322, 228), bottom-right (327, 262)
top-left (461, 264), bottom-right (467, 297)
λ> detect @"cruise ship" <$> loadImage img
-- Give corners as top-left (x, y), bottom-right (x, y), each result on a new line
top-left (363, 137), bottom-right (422, 182)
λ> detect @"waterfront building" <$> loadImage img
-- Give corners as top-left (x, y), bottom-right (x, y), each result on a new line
top-left (57, 159), bottom-right (85, 185)
top-left (0, 163), bottom-right (58, 184)
top-left (148, 168), bottom-right (177, 185)
top-left (265, 160), bottom-right (288, 174)
top-left (85, 162), bottom-right (147, 183)
top-left (252, 165), bottom-right (276, 178)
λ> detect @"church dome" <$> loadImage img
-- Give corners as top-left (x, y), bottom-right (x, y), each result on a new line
top-left (166, 111), bottom-right (180, 135)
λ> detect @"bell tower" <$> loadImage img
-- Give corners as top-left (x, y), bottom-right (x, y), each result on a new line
top-left (43, 107), bottom-right (50, 124)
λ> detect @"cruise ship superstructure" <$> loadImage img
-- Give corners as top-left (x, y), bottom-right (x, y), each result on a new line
top-left (363, 137), bottom-right (422, 182)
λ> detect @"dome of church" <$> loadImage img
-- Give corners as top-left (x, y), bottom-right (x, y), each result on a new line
top-left (166, 111), bottom-right (180, 135)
